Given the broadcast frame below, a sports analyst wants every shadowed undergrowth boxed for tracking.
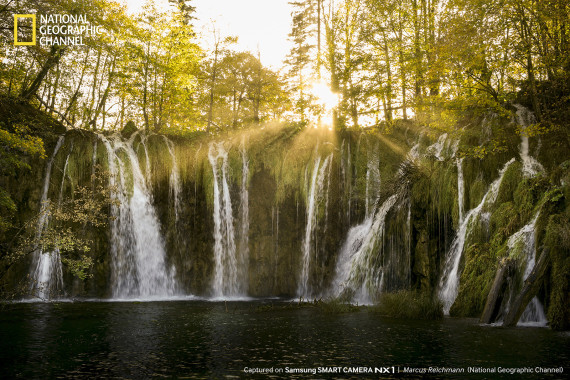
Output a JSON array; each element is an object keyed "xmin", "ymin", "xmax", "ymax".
[{"xmin": 373, "ymin": 291, "xmax": 444, "ymax": 320}]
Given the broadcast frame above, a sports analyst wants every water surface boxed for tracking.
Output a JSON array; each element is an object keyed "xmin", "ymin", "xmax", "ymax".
[{"xmin": 0, "ymin": 300, "xmax": 567, "ymax": 378}]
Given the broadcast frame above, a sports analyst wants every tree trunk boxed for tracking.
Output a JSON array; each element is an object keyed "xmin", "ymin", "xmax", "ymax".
[
  {"xmin": 89, "ymin": 56, "xmax": 116, "ymax": 130},
  {"xmin": 143, "ymin": 43, "xmax": 151, "ymax": 131},
  {"xmin": 398, "ymin": 23, "xmax": 407, "ymax": 120},
  {"xmin": 503, "ymin": 248, "xmax": 550, "ymax": 327},
  {"xmin": 85, "ymin": 48, "xmax": 102, "ymax": 124},
  {"xmin": 63, "ymin": 51, "xmax": 90, "ymax": 121},
  {"xmin": 480, "ymin": 258, "xmax": 514, "ymax": 324},
  {"xmin": 207, "ymin": 44, "xmax": 220, "ymax": 132},
  {"xmin": 21, "ymin": 46, "xmax": 65, "ymax": 100},
  {"xmin": 412, "ymin": 0, "xmax": 422, "ymax": 98},
  {"xmin": 383, "ymin": 30, "xmax": 393, "ymax": 123}
]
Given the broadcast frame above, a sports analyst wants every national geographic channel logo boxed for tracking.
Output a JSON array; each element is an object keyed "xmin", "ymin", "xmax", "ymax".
[
  {"xmin": 14, "ymin": 13, "xmax": 103, "ymax": 46},
  {"xmin": 13, "ymin": 14, "xmax": 36, "ymax": 45}
]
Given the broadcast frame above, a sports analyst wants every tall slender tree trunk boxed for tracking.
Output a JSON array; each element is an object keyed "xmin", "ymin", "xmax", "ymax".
[
  {"xmin": 383, "ymin": 30, "xmax": 393, "ymax": 123},
  {"xmin": 142, "ymin": 42, "xmax": 151, "ymax": 131},
  {"xmin": 21, "ymin": 46, "xmax": 65, "ymax": 100},
  {"xmin": 207, "ymin": 42, "xmax": 220, "ymax": 132},
  {"xmin": 412, "ymin": 0, "xmax": 423, "ymax": 104}
]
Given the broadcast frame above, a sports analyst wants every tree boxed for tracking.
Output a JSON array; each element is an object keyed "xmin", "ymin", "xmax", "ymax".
[{"xmin": 285, "ymin": 0, "xmax": 318, "ymax": 123}]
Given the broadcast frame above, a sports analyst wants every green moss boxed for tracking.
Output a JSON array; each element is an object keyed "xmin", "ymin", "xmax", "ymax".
[
  {"xmin": 450, "ymin": 243, "xmax": 496, "ymax": 317},
  {"xmin": 431, "ymin": 164, "xmax": 457, "ymax": 225},
  {"xmin": 466, "ymin": 213, "xmax": 490, "ymax": 246},
  {"xmin": 116, "ymin": 149, "xmax": 133, "ymax": 197},
  {"xmin": 121, "ymin": 120, "xmax": 138, "ymax": 138},
  {"xmin": 513, "ymin": 176, "xmax": 550, "ymax": 223},
  {"xmin": 469, "ymin": 178, "xmax": 486, "ymax": 210},
  {"xmin": 544, "ymin": 214, "xmax": 570, "ymax": 330},
  {"xmin": 495, "ymin": 161, "xmax": 522, "ymax": 204},
  {"xmin": 490, "ymin": 202, "xmax": 520, "ymax": 240},
  {"xmin": 410, "ymin": 170, "xmax": 430, "ymax": 209}
]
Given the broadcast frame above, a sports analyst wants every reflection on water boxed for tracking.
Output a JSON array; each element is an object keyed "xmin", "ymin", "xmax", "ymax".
[{"xmin": 0, "ymin": 301, "xmax": 567, "ymax": 379}]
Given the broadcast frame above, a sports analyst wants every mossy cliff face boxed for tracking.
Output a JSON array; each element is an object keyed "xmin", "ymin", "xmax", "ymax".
[{"xmin": 1, "ymin": 110, "xmax": 568, "ymax": 328}]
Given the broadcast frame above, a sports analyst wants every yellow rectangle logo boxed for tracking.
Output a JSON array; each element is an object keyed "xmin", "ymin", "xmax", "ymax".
[{"xmin": 14, "ymin": 14, "xmax": 36, "ymax": 45}]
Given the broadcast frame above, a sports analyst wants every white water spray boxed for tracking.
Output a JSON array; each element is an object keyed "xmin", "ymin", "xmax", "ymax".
[
  {"xmin": 298, "ymin": 153, "xmax": 333, "ymax": 297},
  {"xmin": 331, "ymin": 194, "xmax": 399, "ymax": 304},
  {"xmin": 102, "ymin": 133, "xmax": 178, "ymax": 299},
  {"xmin": 428, "ymin": 133, "xmax": 448, "ymax": 161},
  {"xmin": 239, "ymin": 139, "xmax": 250, "ymax": 294},
  {"xmin": 365, "ymin": 148, "xmax": 381, "ymax": 218},
  {"xmin": 163, "ymin": 136, "xmax": 181, "ymax": 223},
  {"xmin": 29, "ymin": 136, "xmax": 65, "ymax": 299},
  {"xmin": 208, "ymin": 142, "xmax": 243, "ymax": 297},
  {"xmin": 506, "ymin": 213, "xmax": 547, "ymax": 326},
  {"xmin": 514, "ymin": 104, "xmax": 544, "ymax": 177},
  {"xmin": 457, "ymin": 158, "xmax": 465, "ymax": 225}
]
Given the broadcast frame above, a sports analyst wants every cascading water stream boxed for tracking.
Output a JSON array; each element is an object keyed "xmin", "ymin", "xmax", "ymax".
[
  {"xmin": 298, "ymin": 153, "xmax": 333, "ymax": 298},
  {"xmin": 365, "ymin": 147, "xmax": 381, "ymax": 218},
  {"xmin": 505, "ymin": 213, "xmax": 547, "ymax": 326},
  {"xmin": 238, "ymin": 139, "xmax": 250, "ymax": 293},
  {"xmin": 439, "ymin": 158, "xmax": 516, "ymax": 314},
  {"xmin": 208, "ymin": 142, "xmax": 243, "ymax": 297},
  {"xmin": 330, "ymin": 194, "xmax": 399, "ymax": 304},
  {"xmin": 340, "ymin": 139, "xmax": 353, "ymax": 224},
  {"xmin": 514, "ymin": 104, "xmax": 544, "ymax": 177},
  {"xmin": 101, "ymin": 133, "xmax": 178, "ymax": 299},
  {"xmin": 457, "ymin": 157, "xmax": 465, "ymax": 225},
  {"xmin": 139, "ymin": 133, "xmax": 152, "ymax": 182},
  {"xmin": 428, "ymin": 133, "xmax": 448, "ymax": 161},
  {"xmin": 29, "ymin": 136, "xmax": 65, "ymax": 299},
  {"xmin": 163, "ymin": 136, "xmax": 182, "ymax": 223}
]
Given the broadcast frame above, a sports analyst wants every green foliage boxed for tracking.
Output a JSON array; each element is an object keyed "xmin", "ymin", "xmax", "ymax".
[
  {"xmin": 10, "ymin": 169, "xmax": 115, "ymax": 281},
  {"xmin": 373, "ymin": 291, "xmax": 443, "ymax": 320},
  {"xmin": 61, "ymin": 256, "xmax": 94, "ymax": 281},
  {"xmin": 0, "ymin": 121, "xmax": 47, "ymax": 233},
  {"xmin": 204, "ymin": 51, "xmax": 287, "ymax": 128},
  {"xmin": 461, "ymin": 138, "xmax": 509, "ymax": 160}
]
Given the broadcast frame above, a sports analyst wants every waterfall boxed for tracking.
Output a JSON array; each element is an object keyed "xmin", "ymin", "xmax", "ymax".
[
  {"xmin": 408, "ymin": 143, "xmax": 420, "ymax": 161},
  {"xmin": 427, "ymin": 133, "xmax": 448, "ymax": 161},
  {"xmin": 138, "ymin": 133, "xmax": 152, "ymax": 181},
  {"xmin": 163, "ymin": 136, "xmax": 181, "ymax": 223},
  {"xmin": 457, "ymin": 158, "xmax": 465, "ymax": 225},
  {"xmin": 365, "ymin": 147, "xmax": 381, "ymax": 218},
  {"xmin": 208, "ymin": 142, "xmax": 242, "ymax": 297},
  {"xmin": 29, "ymin": 136, "xmax": 65, "ymax": 300},
  {"xmin": 330, "ymin": 194, "xmax": 399, "ymax": 304},
  {"xmin": 57, "ymin": 142, "xmax": 72, "ymax": 204},
  {"xmin": 505, "ymin": 213, "xmax": 547, "ymax": 326},
  {"xmin": 101, "ymin": 133, "xmax": 178, "ymax": 299},
  {"xmin": 342, "ymin": 140, "xmax": 352, "ymax": 224},
  {"xmin": 298, "ymin": 153, "xmax": 333, "ymax": 298},
  {"xmin": 238, "ymin": 139, "xmax": 250, "ymax": 294},
  {"xmin": 514, "ymin": 104, "xmax": 544, "ymax": 177},
  {"xmin": 439, "ymin": 158, "xmax": 516, "ymax": 314}
]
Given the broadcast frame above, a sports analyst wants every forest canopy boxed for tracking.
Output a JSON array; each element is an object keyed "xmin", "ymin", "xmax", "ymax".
[{"xmin": 0, "ymin": 0, "xmax": 568, "ymax": 132}]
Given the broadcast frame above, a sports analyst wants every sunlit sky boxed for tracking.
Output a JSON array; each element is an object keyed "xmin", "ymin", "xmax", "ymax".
[{"xmin": 124, "ymin": 0, "xmax": 293, "ymax": 70}]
